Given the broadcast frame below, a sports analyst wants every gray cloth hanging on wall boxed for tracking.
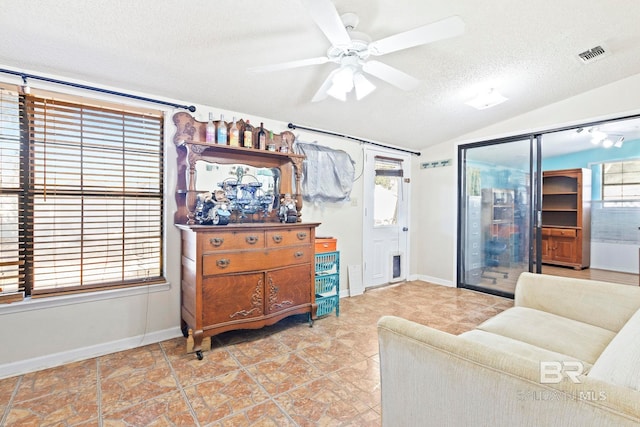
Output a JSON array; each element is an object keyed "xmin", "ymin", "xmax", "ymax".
[{"xmin": 294, "ymin": 141, "xmax": 355, "ymax": 203}]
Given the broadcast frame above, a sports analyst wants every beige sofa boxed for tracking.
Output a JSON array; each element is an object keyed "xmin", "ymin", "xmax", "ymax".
[{"xmin": 378, "ymin": 272, "xmax": 640, "ymax": 426}]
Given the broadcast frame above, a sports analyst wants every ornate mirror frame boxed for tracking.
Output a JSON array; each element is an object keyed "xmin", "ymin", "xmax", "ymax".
[{"xmin": 173, "ymin": 112, "xmax": 304, "ymax": 225}]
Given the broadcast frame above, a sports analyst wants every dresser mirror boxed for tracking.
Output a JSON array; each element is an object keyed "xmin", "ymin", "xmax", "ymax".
[
  {"xmin": 193, "ymin": 160, "xmax": 281, "ymax": 206},
  {"xmin": 190, "ymin": 160, "xmax": 281, "ymax": 224}
]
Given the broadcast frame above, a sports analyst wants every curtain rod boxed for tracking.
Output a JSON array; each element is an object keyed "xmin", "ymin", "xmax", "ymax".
[
  {"xmin": 0, "ymin": 68, "xmax": 196, "ymax": 112},
  {"xmin": 287, "ymin": 122, "xmax": 421, "ymax": 156}
]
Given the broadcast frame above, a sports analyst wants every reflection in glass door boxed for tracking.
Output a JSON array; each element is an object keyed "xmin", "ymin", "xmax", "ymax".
[{"xmin": 458, "ymin": 138, "xmax": 538, "ymax": 296}]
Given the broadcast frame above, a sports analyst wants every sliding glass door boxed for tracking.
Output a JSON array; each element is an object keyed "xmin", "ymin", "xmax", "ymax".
[{"xmin": 458, "ymin": 137, "xmax": 540, "ymax": 297}]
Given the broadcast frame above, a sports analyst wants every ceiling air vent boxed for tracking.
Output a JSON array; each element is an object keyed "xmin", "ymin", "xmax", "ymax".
[{"xmin": 577, "ymin": 45, "xmax": 608, "ymax": 64}]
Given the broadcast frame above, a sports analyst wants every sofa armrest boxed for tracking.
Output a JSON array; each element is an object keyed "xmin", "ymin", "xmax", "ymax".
[
  {"xmin": 377, "ymin": 315, "xmax": 640, "ymax": 427},
  {"xmin": 514, "ymin": 272, "xmax": 640, "ymax": 332}
]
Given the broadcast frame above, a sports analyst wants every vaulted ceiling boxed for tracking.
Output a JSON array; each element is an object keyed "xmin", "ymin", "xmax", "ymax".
[{"xmin": 1, "ymin": 0, "xmax": 640, "ymax": 151}]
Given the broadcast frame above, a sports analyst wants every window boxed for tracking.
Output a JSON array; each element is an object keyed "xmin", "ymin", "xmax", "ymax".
[
  {"xmin": 374, "ymin": 157, "xmax": 403, "ymax": 226},
  {"xmin": 0, "ymin": 89, "xmax": 165, "ymax": 297},
  {"xmin": 602, "ymin": 159, "xmax": 640, "ymax": 206}
]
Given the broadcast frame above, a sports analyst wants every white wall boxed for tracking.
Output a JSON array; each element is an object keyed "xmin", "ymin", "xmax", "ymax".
[{"xmin": 411, "ymin": 72, "xmax": 640, "ymax": 286}]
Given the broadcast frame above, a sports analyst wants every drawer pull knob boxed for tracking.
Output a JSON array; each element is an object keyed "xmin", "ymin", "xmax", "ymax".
[
  {"xmin": 216, "ymin": 258, "xmax": 230, "ymax": 268},
  {"xmin": 246, "ymin": 235, "xmax": 259, "ymax": 245},
  {"xmin": 296, "ymin": 232, "xmax": 307, "ymax": 240},
  {"xmin": 209, "ymin": 237, "xmax": 224, "ymax": 247},
  {"xmin": 294, "ymin": 251, "xmax": 304, "ymax": 258},
  {"xmin": 272, "ymin": 235, "xmax": 283, "ymax": 243}
]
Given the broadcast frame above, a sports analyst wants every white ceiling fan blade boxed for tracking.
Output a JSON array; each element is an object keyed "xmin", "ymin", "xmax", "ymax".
[
  {"xmin": 362, "ymin": 60, "xmax": 421, "ymax": 91},
  {"xmin": 311, "ymin": 68, "xmax": 340, "ymax": 102},
  {"xmin": 248, "ymin": 56, "xmax": 330, "ymax": 73},
  {"xmin": 368, "ymin": 15, "xmax": 465, "ymax": 56},
  {"xmin": 301, "ymin": 0, "xmax": 351, "ymax": 48}
]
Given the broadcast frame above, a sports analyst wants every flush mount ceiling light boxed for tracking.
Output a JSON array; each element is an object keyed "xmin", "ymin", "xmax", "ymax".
[{"xmin": 465, "ymin": 88, "xmax": 508, "ymax": 110}]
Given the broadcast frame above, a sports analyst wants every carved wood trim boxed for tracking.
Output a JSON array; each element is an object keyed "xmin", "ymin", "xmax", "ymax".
[
  {"xmin": 267, "ymin": 275, "xmax": 293, "ymax": 312},
  {"xmin": 173, "ymin": 112, "xmax": 306, "ymax": 224},
  {"xmin": 229, "ymin": 278, "xmax": 264, "ymax": 319}
]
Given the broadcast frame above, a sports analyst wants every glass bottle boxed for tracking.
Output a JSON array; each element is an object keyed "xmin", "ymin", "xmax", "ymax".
[
  {"xmin": 205, "ymin": 112, "xmax": 215, "ymax": 143},
  {"xmin": 267, "ymin": 131, "xmax": 276, "ymax": 151},
  {"xmin": 243, "ymin": 120, "xmax": 253, "ymax": 148},
  {"xmin": 229, "ymin": 117, "xmax": 240, "ymax": 147},
  {"xmin": 258, "ymin": 122, "xmax": 266, "ymax": 150},
  {"xmin": 216, "ymin": 114, "xmax": 227, "ymax": 145}
]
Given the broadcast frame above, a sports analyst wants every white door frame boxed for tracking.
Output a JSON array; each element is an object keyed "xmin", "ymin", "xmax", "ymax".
[{"xmin": 358, "ymin": 146, "xmax": 411, "ymax": 295}]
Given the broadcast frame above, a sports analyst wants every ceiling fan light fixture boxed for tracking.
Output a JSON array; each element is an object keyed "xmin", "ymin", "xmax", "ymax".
[
  {"xmin": 353, "ymin": 72, "xmax": 376, "ymax": 100},
  {"xmin": 327, "ymin": 81, "xmax": 348, "ymax": 101},
  {"xmin": 333, "ymin": 66, "xmax": 355, "ymax": 90},
  {"xmin": 465, "ymin": 89, "xmax": 508, "ymax": 110}
]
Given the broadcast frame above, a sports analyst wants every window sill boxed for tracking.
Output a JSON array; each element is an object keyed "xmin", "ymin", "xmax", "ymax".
[{"xmin": 0, "ymin": 281, "xmax": 171, "ymax": 315}]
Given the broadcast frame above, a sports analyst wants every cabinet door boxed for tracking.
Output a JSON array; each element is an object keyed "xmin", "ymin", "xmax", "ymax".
[
  {"xmin": 541, "ymin": 235, "xmax": 551, "ymax": 261},
  {"xmin": 265, "ymin": 264, "xmax": 311, "ymax": 315},
  {"xmin": 553, "ymin": 236, "xmax": 577, "ymax": 264},
  {"xmin": 202, "ymin": 273, "xmax": 264, "ymax": 326}
]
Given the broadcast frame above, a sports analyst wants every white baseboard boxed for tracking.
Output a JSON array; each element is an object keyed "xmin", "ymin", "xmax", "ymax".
[
  {"xmin": 409, "ymin": 274, "xmax": 455, "ymax": 287},
  {"xmin": 0, "ymin": 327, "xmax": 182, "ymax": 380}
]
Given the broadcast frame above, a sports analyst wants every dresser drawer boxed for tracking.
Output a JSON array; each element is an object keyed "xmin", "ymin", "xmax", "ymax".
[
  {"xmin": 201, "ymin": 230, "xmax": 264, "ymax": 252},
  {"xmin": 202, "ymin": 246, "xmax": 313, "ymax": 276},
  {"xmin": 550, "ymin": 228, "xmax": 576, "ymax": 238},
  {"xmin": 266, "ymin": 228, "xmax": 311, "ymax": 248}
]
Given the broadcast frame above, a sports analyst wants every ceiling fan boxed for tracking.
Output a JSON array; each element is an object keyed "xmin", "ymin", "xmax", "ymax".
[{"xmin": 248, "ymin": 0, "xmax": 465, "ymax": 102}]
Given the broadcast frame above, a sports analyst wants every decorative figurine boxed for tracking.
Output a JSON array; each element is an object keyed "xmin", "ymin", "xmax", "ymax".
[
  {"xmin": 279, "ymin": 193, "xmax": 298, "ymax": 223},
  {"xmin": 194, "ymin": 191, "xmax": 231, "ymax": 225}
]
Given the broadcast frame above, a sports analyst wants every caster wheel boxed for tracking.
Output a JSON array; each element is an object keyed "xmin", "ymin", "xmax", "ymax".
[{"xmin": 196, "ymin": 350, "xmax": 203, "ymax": 360}]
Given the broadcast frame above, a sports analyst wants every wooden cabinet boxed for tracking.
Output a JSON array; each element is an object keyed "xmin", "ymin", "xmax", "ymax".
[
  {"xmin": 541, "ymin": 168, "xmax": 591, "ymax": 269},
  {"xmin": 172, "ymin": 112, "xmax": 320, "ymax": 358},
  {"xmin": 178, "ymin": 222, "xmax": 319, "ymax": 358}
]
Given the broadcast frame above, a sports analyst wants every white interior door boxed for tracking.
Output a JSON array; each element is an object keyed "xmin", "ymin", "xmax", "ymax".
[{"xmin": 361, "ymin": 147, "xmax": 411, "ymax": 293}]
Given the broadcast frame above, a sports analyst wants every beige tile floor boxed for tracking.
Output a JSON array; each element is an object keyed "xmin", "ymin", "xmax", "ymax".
[{"xmin": 0, "ymin": 281, "xmax": 513, "ymax": 426}]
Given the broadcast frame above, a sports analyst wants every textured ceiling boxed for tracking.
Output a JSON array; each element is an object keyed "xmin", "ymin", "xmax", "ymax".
[{"xmin": 1, "ymin": 0, "xmax": 640, "ymax": 151}]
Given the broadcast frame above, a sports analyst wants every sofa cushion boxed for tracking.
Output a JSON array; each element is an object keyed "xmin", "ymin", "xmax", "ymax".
[
  {"xmin": 460, "ymin": 329, "xmax": 593, "ymax": 371},
  {"xmin": 514, "ymin": 272, "xmax": 640, "ymax": 332},
  {"xmin": 476, "ymin": 306, "xmax": 616, "ymax": 364},
  {"xmin": 589, "ymin": 308, "xmax": 640, "ymax": 391}
]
